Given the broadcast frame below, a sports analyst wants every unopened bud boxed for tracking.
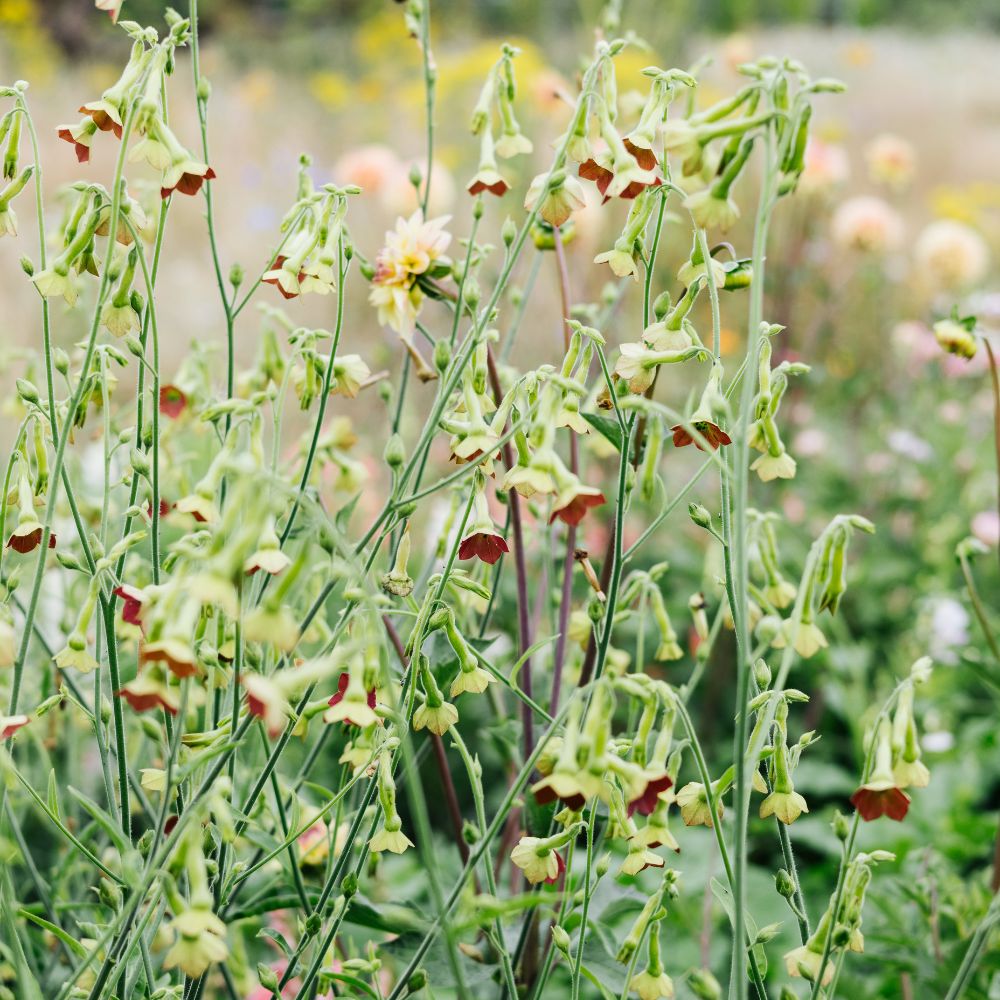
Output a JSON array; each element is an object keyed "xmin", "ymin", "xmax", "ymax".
[
  {"xmin": 384, "ymin": 433, "xmax": 406, "ymax": 469},
  {"xmin": 229, "ymin": 262, "xmax": 245, "ymax": 289},
  {"xmin": 688, "ymin": 502, "xmax": 712, "ymax": 530},
  {"xmin": 19, "ymin": 255, "xmax": 34, "ymax": 276},
  {"xmin": 501, "ymin": 216, "xmax": 517, "ymax": 247},
  {"xmin": 753, "ymin": 658, "xmax": 771, "ymax": 689},
  {"xmin": 53, "ymin": 348, "xmax": 70, "ymax": 375},
  {"xmin": 256, "ymin": 964, "xmax": 279, "ymax": 991},
  {"xmin": 407, "ymin": 970, "xmax": 428, "ymax": 992},
  {"xmin": 196, "ymin": 76, "xmax": 212, "ymax": 102},
  {"xmin": 832, "ymin": 810, "xmax": 850, "ymax": 842},
  {"xmin": 551, "ymin": 924, "xmax": 571, "ymax": 953},
  {"xmin": 688, "ymin": 969, "xmax": 722, "ymax": 1000},
  {"xmin": 433, "ymin": 339, "xmax": 451, "ymax": 373},
  {"xmin": 775, "ymin": 869, "xmax": 795, "ymax": 899},
  {"xmin": 15, "ymin": 378, "xmax": 39, "ymax": 405}
]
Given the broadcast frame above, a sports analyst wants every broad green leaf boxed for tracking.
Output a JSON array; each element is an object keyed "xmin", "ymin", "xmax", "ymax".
[{"xmin": 583, "ymin": 412, "xmax": 624, "ymax": 453}]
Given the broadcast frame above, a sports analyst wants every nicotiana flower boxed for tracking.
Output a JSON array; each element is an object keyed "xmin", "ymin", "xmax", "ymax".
[
  {"xmin": 850, "ymin": 720, "xmax": 911, "ymax": 822},
  {"xmin": 510, "ymin": 835, "xmax": 567, "ymax": 885},
  {"xmin": 369, "ymin": 820, "xmax": 415, "ymax": 855},
  {"xmin": 244, "ymin": 518, "xmax": 291, "ymax": 576},
  {"xmin": 116, "ymin": 671, "xmax": 179, "ymax": 715},
  {"xmin": 243, "ymin": 673, "xmax": 291, "ymax": 738},
  {"xmin": 0, "ymin": 166, "xmax": 32, "ymax": 238},
  {"xmin": 6, "ymin": 476, "xmax": 56, "ymax": 554},
  {"xmin": 676, "ymin": 779, "xmax": 726, "ymax": 828},
  {"xmin": 56, "ymin": 117, "xmax": 99, "ymax": 163},
  {"xmin": 459, "ymin": 488, "xmax": 509, "ymax": 565},
  {"xmin": 325, "ymin": 668, "xmax": 378, "ymax": 728},
  {"xmin": 466, "ymin": 129, "xmax": 509, "ymax": 197},
  {"xmin": 95, "ymin": 0, "xmax": 126, "ymax": 22},
  {"xmin": 1, "ymin": 715, "xmax": 30, "ymax": 740},
  {"xmin": 524, "ymin": 170, "xmax": 586, "ymax": 228},
  {"xmin": 163, "ymin": 908, "xmax": 229, "ymax": 979}
]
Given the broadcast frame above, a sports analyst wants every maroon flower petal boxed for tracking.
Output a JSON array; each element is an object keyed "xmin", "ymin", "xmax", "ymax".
[
  {"xmin": 159, "ymin": 384, "xmax": 187, "ymax": 419},
  {"xmin": 850, "ymin": 785, "xmax": 911, "ymax": 822},
  {"xmin": 458, "ymin": 531, "xmax": 509, "ymax": 566},
  {"xmin": 549, "ymin": 492, "xmax": 606, "ymax": 527}
]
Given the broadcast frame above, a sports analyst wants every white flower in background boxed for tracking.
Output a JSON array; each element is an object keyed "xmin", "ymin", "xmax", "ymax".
[
  {"xmin": 864, "ymin": 133, "xmax": 916, "ymax": 189},
  {"xmin": 918, "ymin": 596, "xmax": 970, "ymax": 666},
  {"xmin": 922, "ymin": 730, "xmax": 955, "ymax": 754},
  {"xmin": 886, "ymin": 429, "xmax": 932, "ymax": 463},
  {"xmin": 914, "ymin": 220, "xmax": 989, "ymax": 291},
  {"xmin": 831, "ymin": 196, "xmax": 903, "ymax": 253}
]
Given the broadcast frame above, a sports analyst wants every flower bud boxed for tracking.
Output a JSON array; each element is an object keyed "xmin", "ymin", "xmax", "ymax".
[
  {"xmin": 341, "ymin": 872, "xmax": 359, "ymax": 897},
  {"xmin": 228, "ymin": 262, "xmax": 245, "ymax": 289},
  {"xmin": 257, "ymin": 964, "xmax": 280, "ymax": 991},
  {"xmin": 688, "ymin": 502, "xmax": 712, "ymax": 530},
  {"xmin": 753, "ymin": 658, "xmax": 771, "ymax": 689},
  {"xmin": 384, "ymin": 433, "xmax": 406, "ymax": 469},
  {"xmin": 433, "ymin": 339, "xmax": 451, "ymax": 373},
  {"xmin": 551, "ymin": 924, "xmax": 571, "ymax": 954},
  {"xmin": 15, "ymin": 378, "xmax": 39, "ymax": 405},
  {"xmin": 196, "ymin": 76, "xmax": 212, "ymax": 103},
  {"xmin": 501, "ymin": 216, "xmax": 517, "ymax": 246},
  {"xmin": 688, "ymin": 969, "xmax": 722, "ymax": 1000},
  {"xmin": 775, "ymin": 868, "xmax": 795, "ymax": 899},
  {"xmin": 19, "ymin": 255, "xmax": 33, "ymax": 276},
  {"xmin": 831, "ymin": 810, "xmax": 850, "ymax": 841},
  {"xmin": 407, "ymin": 970, "xmax": 429, "ymax": 992},
  {"xmin": 304, "ymin": 912, "xmax": 322, "ymax": 937}
]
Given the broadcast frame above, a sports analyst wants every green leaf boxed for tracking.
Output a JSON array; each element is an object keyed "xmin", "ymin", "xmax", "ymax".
[
  {"xmin": 583, "ymin": 413, "xmax": 624, "ymax": 453},
  {"xmin": 47, "ymin": 769, "xmax": 60, "ymax": 821},
  {"xmin": 18, "ymin": 909, "xmax": 89, "ymax": 959},
  {"xmin": 257, "ymin": 926, "xmax": 293, "ymax": 958},
  {"xmin": 67, "ymin": 786, "xmax": 130, "ymax": 856}
]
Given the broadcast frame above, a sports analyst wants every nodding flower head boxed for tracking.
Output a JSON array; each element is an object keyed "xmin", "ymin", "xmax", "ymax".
[
  {"xmin": 56, "ymin": 118, "xmax": 98, "ymax": 163},
  {"xmin": 511, "ymin": 836, "xmax": 567, "ymax": 885},
  {"xmin": 1, "ymin": 715, "xmax": 30, "ymax": 741},
  {"xmin": 850, "ymin": 720, "xmax": 911, "ymax": 822}
]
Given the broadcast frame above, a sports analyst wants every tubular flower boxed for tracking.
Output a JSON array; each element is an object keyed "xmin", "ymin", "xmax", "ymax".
[
  {"xmin": 6, "ymin": 475, "xmax": 56, "ymax": 554},
  {"xmin": 524, "ymin": 170, "xmax": 586, "ymax": 228},
  {"xmin": 850, "ymin": 720, "xmax": 911, "ymax": 822},
  {"xmin": 163, "ymin": 908, "xmax": 229, "ymax": 979},
  {"xmin": 325, "ymin": 666, "xmax": 378, "ymax": 728},
  {"xmin": 459, "ymin": 488, "xmax": 508, "ymax": 565}
]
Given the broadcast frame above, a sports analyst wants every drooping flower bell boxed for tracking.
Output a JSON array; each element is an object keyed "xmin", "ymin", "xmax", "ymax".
[
  {"xmin": 850, "ymin": 718, "xmax": 910, "ymax": 822},
  {"xmin": 671, "ymin": 363, "xmax": 732, "ymax": 451},
  {"xmin": 369, "ymin": 749, "xmax": 414, "ymax": 854},
  {"xmin": 459, "ymin": 483, "xmax": 509, "ymax": 566},
  {"xmin": 759, "ymin": 700, "xmax": 809, "ymax": 824}
]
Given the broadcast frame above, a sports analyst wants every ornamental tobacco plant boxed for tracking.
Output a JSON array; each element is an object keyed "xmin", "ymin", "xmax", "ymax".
[{"xmin": 0, "ymin": 2, "xmax": 988, "ymax": 999}]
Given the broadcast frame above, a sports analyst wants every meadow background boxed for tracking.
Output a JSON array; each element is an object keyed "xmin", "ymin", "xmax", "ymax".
[{"xmin": 2, "ymin": 0, "xmax": 1000, "ymax": 995}]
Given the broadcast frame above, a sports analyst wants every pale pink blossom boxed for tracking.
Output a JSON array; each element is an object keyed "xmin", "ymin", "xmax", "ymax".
[{"xmin": 831, "ymin": 196, "xmax": 903, "ymax": 253}]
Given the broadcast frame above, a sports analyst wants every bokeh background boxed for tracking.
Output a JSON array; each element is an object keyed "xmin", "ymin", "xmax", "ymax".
[{"xmin": 2, "ymin": 1, "xmax": 1000, "ymax": 995}]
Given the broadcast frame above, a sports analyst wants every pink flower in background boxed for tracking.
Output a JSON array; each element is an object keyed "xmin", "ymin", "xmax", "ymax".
[
  {"xmin": 865, "ymin": 133, "xmax": 916, "ymax": 190},
  {"xmin": 333, "ymin": 144, "xmax": 400, "ymax": 194},
  {"xmin": 799, "ymin": 138, "xmax": 850, "ymax": 196},
  {"xmin": 831, "ymin": 196, "xmax": 903, "ymax": 253},
  {"xmin": 972, "ymin": 510, "xmax": 1000, "ymax": 547}
]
